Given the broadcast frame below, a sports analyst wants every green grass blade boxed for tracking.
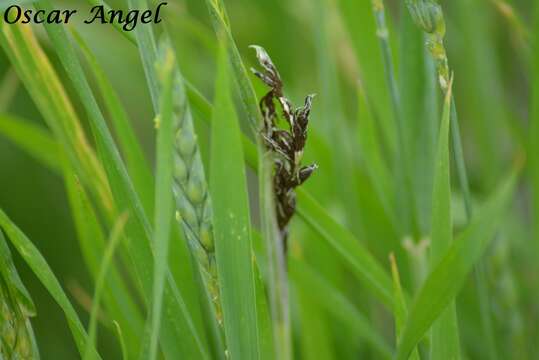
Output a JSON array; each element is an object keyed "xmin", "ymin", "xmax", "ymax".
[
  {"xmin": 126, "ymin": 0, "xmax": 159, "ymax": 109},
  {"xmin": 389, "ymin": 254, "xmax": 419, "ymax": 360},
  {"xmin": 84, "ymin": 214, "xmax": 128, "ymax": 360},
  {"xmin": 395, "ymin": 168, "xmax": 519, "ymax": 360},
  {"xmin": 210, "ymin": 41, "xmax": 260, "ymax": 360},
  {"xmin": 0, "ymin": 114, "xmax": 62, "ymax": 173},
  {"xmin": 71, "ymin": 29, "xmax": 154, "ymax": 215},
  {"xmin": 429, "ymin": 83, "xmax": 460, "ymax": 360},
  {"xmin": 35, "ymin": 2, "xmax": 208, "ymax": 357},
  {"xmin": 205, "ymin": 0, "xmax": 260, "ymax": 130},
  {"xmin": 113, "ymin": 321, "xmax": 129, "ymax": 360},
  {"xmin": 0, "ymin": 208, "xmax": 101, "ymax": 359},
  {"xmin": 64, "ymin": 172, "xmax": 143, "ymax": 358},
  {"xmin": 290, "ymin": 258, "xmax": 392, "ymax": 359},
  {"xmin": 148, "ymin": 45, "xmax": 177, "ymax": 360}
]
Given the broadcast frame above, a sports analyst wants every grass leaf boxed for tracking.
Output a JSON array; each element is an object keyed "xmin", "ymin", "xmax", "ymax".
[
  {"xmin": 71, "ymin": 29, "xmax": 154, "ymax": 215},
  {"xmin": 84, "ymin": 213, "xmax": 129, "ymax": 360},
  {"xmin": 210, "ymin": 41, "xmax": 261, "ymax": 360},
  {"xmin": 148, "ymin": 44, "xmax": 177, "ymax": 360},
  {"xmin": 429, "ymin": 82, "xmax": 460, "ymax": 359},
  {"xmin": 64, "ymin": 171, "xmax": 143, "ymax": 358},
  {"xmin": 389, "ymin": 254, "xmax": 419, "ymax": 360}
]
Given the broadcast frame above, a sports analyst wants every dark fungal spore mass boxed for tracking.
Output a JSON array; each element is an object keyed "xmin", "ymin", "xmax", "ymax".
[{"xmin": 3, "ymin": 2, "xmax": 168, "ymax": 31}]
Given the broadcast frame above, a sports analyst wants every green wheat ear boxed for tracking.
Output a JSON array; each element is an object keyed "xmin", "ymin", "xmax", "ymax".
[
  {"xmin": 0, "ymin": 232, "xmax": 39, "ymax": 359},
  {"xmin": 155, "ymin": 40, "xmax": 223, "ymax": 327}
]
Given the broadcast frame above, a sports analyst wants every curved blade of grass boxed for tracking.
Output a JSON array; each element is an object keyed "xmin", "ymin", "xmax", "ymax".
[
  {"xmin": 147, "ymin": 45, "xmax": 177, "ymax": 360},
  {"xmin": 64, "ymin": 172, "xmax": 143, "ymax": 358},
  {"xmin": 35, "ymin": 2, "xmax": 208, "ymax": 357},
  {"xmin": 205, "ymin": 0, "xmax": 259, "ymax": 130},
  {"xmin": 0, "ymin": 113, "xmax": 62, "ymax": 173},
  {"xmin": 0, "ymin": 208, "xmax": 101, "ymax": 359},
  {"xmin": 126, "ymin": 0, "xmax": 159, "ymax": 110},
  {"xmin": 289, "ymin": 258, "xmax": 392, "ymax": 359},
  {"xmin": 210, "ymin": 41, "xmax": 260, "ymax": 360},
  {"xmin": 71, "ymin": 29, "xmax": 154, "ymax": 215},
  {"xmin": 113, "ymin": 321, "xmax": 128, "ymax": 360},
  {"xmin": 84, "ymin": 213, "xmax": 129, "ymax": 360},
  {"xmin": 429, "ymin": 83, "xmax": 460, "ymax": 360},
  {"xmin": 395, "ymin": 168, "xmax": 519, "ymax": 360}
]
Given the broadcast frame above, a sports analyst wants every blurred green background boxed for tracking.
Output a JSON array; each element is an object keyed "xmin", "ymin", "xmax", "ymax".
[{"xmin": 0, "ymin": 0, "xmax": 536, "ymax": 358}]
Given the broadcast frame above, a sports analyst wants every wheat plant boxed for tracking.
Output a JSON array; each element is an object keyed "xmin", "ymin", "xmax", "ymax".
[{"xmin": 0, "ymin": 0, "xmax": 536, "ymax": 359}]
